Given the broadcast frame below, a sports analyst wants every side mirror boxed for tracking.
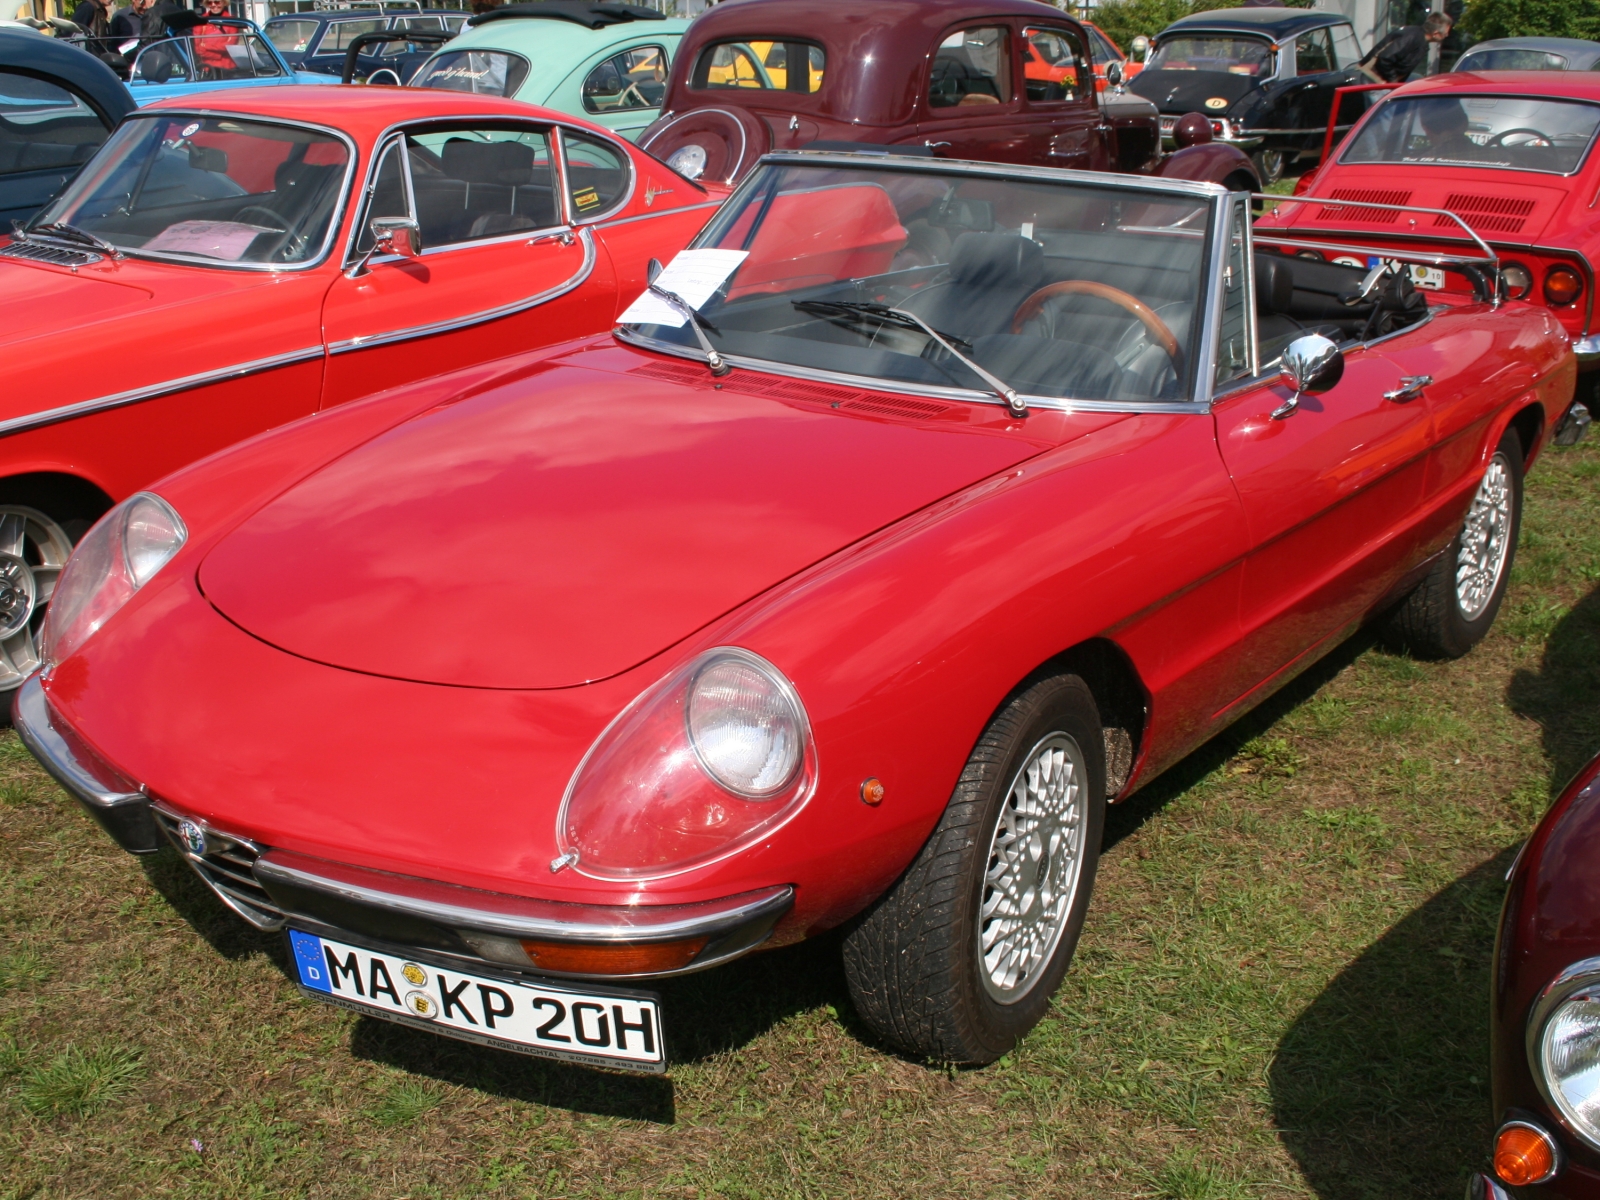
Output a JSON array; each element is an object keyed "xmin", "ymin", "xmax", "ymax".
[
  {"xmin": 647, "ymin": 257, "xmax": 663, "ymax": 284},
  {"xmin": 1272, "ymin": 333, "xmax": 1343, "ymax": 419},
  {"xmin": 371, "ymin": 216, "xmax": 420, "ymax": 259},
  {"xmin": 1131, "ymin": 35, "xmax": 1149, "ymax": 62},
  {"xmin": 1105, "ymin": 60, "xmax": 1124, "ymax": 89}
]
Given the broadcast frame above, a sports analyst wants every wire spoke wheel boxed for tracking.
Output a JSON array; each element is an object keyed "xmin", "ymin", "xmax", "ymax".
[
  {"xmin": 978, "ymin": 731, "xmax": 1088, "ymax": 1003},
  {"xmin": 0, "ymin": 506, "xmax": 74, "ymax": 693},
  {"xmin": 1455, "ymin": 452, "xmax": 1513, "ymax": 621}
]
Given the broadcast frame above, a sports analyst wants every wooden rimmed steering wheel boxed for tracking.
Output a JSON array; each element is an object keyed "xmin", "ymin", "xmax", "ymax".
[{"xmin": 1011, "ymin": 281, "xmax": 1183, "ymax": 375}]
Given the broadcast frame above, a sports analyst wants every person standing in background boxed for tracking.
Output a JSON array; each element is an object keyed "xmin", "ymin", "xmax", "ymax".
[{"xmin": 1359, "ymin": 12, "xmax": 1453, "ymax": 82}]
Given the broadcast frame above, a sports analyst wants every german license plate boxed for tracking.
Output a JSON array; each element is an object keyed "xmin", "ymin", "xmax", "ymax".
[
  {"xmin": 1373, "ymin": 257, "xmax": 1445, "ymax": 290},
  {"xmin": 288, "ymin": 929, "xmax": 665, "ymax": 1074}
]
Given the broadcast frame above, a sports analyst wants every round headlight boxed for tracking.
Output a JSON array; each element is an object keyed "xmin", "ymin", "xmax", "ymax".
[
  {"xmin": 1540, "ymin": 986, "xmax": 1600, "ymax": 1145},
  {"xmin": 1502, "ymin": 262, "xmax": 1534, "ymax": 301},
  {"xmin": 687, "ymin": 654, "xmax": 804, "ymax": 798},
  {"xmin": 666, "ymin": 143, "xmax": 707, "ymax": 181}
]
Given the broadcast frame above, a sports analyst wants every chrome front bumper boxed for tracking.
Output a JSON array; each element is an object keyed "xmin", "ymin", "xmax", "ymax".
[{"xmin": 1466, "ymin": 1172, "xmax": 1511, "ymax": 1200}]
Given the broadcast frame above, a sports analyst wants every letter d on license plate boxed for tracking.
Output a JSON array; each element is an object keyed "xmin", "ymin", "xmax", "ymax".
[{"xmin": 289, "ymin": 929, "xmax": 665, "ymax": 1073}]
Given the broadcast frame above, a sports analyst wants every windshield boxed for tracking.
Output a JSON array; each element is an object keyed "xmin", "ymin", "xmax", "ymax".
[
  {"xmin": 130, "ymin": 32, "xmax": 287, "ymax": 83},
  {"xmin": 1342, "ymin": 94, "xmax": 1600, "ymax": 175},
  {"xmin": 412, "ymin": 49, "xmax": 531, "ymax": 96},
  {"xmin": 623, "ymin": 163, "xmax": 1213, "ymax": 404},
  {"xmin": 1456, "ymin": 48, "xmax": 1568, "ymax": 71},
  {"xmin": 33, "ymin": 115, "xmax": 350, "ymax": 266},
  {"xmin": 1147, "ymin": 34, "xmax": 1274, "ymax": 75},
  {"xmin": 264, "ymin": 18, "xmax": 318, "ymax": 53}
]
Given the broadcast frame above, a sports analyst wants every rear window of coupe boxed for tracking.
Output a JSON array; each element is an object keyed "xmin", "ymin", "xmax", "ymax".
[
  {"xmin": 691, "ymin": 40, "xmax": 824, "ymax": 93},
  {"xmin": 412, "ymin": 50, "xmax": 532, "ymax": 97},
  {"xmin": 1343, "ymin": 94, "xmax": 1600, "ymax": 175}
]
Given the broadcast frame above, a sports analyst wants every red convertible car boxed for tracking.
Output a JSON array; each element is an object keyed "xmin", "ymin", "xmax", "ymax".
[
  {"xmin": 0, "ymin": 86, "xmax": 717, "ymax": 701},
  {"xmin": 1263, "ymin": 71, "xmax": 1600, "ymax": 379},
  {"xmin": 17, "ymin": 155, "xmax": 1573, "ymax": 1072}
]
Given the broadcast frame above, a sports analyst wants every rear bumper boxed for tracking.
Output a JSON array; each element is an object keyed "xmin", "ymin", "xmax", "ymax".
[{"xmin": 1573, "ymin": 334, "xmax": 1600, "ymax": 363}]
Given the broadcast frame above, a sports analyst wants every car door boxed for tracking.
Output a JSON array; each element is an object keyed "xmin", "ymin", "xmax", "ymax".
[
  {"xmin": 1018, "ymin": 24, "xmax": 1109, "ymax": 171},
  {"xmin": 319, "ymin": 122, "xmax": 619, "ymax": 408},
  {"xmin": 1288, "ymin": 26, "xmax": 1355, "ymax": 159},
  {"xmin": 1208, "ymin": 203, "xmax": 1431, "ymax": 707},
  {"xmin": 916, "ymin": 24, "xmax": 1029, "ymax": 164}
]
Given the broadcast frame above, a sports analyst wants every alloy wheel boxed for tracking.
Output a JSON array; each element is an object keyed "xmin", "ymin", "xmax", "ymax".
[
  {"xmin": 0, "ymin": 507, "xmax": 74, "ymax": 692},
  {"xmin": 1456, "ymin": 452, "xmax": 1513, "ymax": 621}
]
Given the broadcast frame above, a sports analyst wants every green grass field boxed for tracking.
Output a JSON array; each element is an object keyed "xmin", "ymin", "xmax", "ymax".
[{"xmin": 3, "ymin": 433, "xmax": 1598, "ymax": 1200}]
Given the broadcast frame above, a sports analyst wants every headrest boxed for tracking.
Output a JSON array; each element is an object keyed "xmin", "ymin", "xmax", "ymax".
[
  {"xmin": 1255, "ymin": 252, "xmax": 1294, "ymax": 315},
  {"xmin": 442, "ymin": 138, "xmax": 533, "ymax": 184},
  {"xmin": 948, "ymin": 232, "xmax": 1043, "ymax": 291}
]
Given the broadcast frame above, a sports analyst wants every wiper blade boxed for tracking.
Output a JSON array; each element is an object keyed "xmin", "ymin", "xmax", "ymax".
[
  {"xmin": 793, "ymin": 299, "xmax": 1027, "ymax": 417},
  {"xmin": 647, "ymin": 283, "xmax": 730, "ymax": 377},
  {"xmin": 26, "ymin": 221, "xmax": 121, "ymax": 259}
]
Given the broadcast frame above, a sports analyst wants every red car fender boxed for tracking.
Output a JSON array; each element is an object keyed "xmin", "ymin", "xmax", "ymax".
[{"xmin": 1155, "ymin": 142, "xmax": 1259, "ymax": 191}]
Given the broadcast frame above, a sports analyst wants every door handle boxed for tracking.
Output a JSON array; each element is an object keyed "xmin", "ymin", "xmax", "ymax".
[
  {"xmin": 924, "ymin": 140, "xmax": 951, "ymax": 149},
  {"xmin": 1383, "ymin": 374, "xmax": 1432, "ymax": 402},
  {"xmin": 528, "ymin": 228, "xmax": 576, "ymax": 247}
]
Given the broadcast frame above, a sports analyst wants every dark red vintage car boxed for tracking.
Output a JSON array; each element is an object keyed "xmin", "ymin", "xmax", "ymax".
[
  {"xmin": 1471, "ymin": 751, "xmax": 1600, "ymax": 1199},
  {"xmin": 17, "ymin": 155, "xmax": 1572, "ymax": 1073},
  {"xmin": 637, "ymin": 0, "xmax": 1257, "ymax": 192},
  {"xmin": 0, "ymin": 86, "xmax": 718, "ymax": 702},
  {"xmin": 1264, "ymin": 71, "xmax": 1600, "ymax": 382}
]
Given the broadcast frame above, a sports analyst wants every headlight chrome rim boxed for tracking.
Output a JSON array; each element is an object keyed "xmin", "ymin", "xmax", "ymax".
[
  {"xmin": 1527, "ymin": 954, "xmax": 1600, "ymax": 1153},
  {"xmin": 685, "ymin": 648, "xmax": 807, "ymax": 800}
]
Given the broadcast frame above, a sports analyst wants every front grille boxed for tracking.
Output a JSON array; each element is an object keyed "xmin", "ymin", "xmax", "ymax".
[
  {"xmin": 1435, "ymin": 193, "xmax": 1534, "ymax": 235},
  {"xmin": 0, "ymin": 239, "xmax": 101, "ymax": 267},
  {"xmin": 1317, "ymin": 188, "xmax": 1412, "ymax": 224},
  {"xmin": 152, "ymin": 806, "xmax": 284, "ymax": 930}
]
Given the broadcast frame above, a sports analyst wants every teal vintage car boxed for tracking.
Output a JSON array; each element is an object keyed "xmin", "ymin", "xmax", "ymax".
[{"xmin": 410, "ymin": 1, "xmax": 689, "ymax": 141}]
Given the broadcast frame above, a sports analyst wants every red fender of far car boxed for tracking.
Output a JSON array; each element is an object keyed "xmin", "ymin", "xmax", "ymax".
[
  {"xmin": 1078, "ymin": 21, "xmax": 1145, "ymax": 93},
  {"xmin": 1472, "ymin": 751, "xmax": 1600, "ymax": 1198},
  {"xmin": 0, "ymin": 86, "xmax": 720, "ymax": 698},
  {"xmin": 636, "ymin": 0, "xmax": 1254, "ymax": 192},
  {"xmin": 18, "ymin": 156, "xmax": 1574, "ymax": 1073},
  {"xmin": 1264, "ymin": 71, "xmax": 1600, "ymax": 368}
]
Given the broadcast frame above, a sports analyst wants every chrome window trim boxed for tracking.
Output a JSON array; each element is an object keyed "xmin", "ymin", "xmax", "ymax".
[
  {"xmin": 1190, "ymin": 188, "xmax": 1228, "ymax": 408},
  {"xmin": 0, "ymin": 345, "xmax": 325, "ymax": 441},
  {"xmin": 328, "ymin": 224, "xmax": 596, "ymax": 355},
  {"xmin": 562, "ymin": 123, "xmax": 638, "ymax": 224},
  {"xmin": 596, "ymin": 199, "xmax": 720, "ymax": 229},
  {"xmin": 1527, "ymin": 954, "xmax": 1600, "ymax": 1152},
  {"xmin": 759, "ymin": 151, "xmax": 1230, "ymax": 200},
  {"xmin": 67, "ymin": 109, "xmax": 359, "ymax": 273}
]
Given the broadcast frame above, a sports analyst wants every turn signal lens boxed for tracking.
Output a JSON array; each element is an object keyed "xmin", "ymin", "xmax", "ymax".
[
  {"xmin": 519, "ymin": 938, "xmax": 708, "ymax": 976},
  {"xmin": 1502, "ymin": 262, "xmax": 1533, "ymax": 301},
  {"xmin": 1545, "ymin": 265, "xmax": 1584, "ymax": 307},
  {"xmin": 1494, "ymin": 1122, "xmax": 1559, "ymax": 1186}
]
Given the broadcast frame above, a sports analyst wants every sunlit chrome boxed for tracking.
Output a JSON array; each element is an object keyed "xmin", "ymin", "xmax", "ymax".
[
  {"xmin": 1273, "ymin": 333, "xmax": 1343, "ymax": 420},
  {"xmin": 1456, "ymin": 452, "xmax": 1513, "ymax": 620}
]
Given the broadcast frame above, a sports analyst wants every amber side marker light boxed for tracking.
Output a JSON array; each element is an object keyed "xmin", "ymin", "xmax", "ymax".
[
  {"xmin": 520, "ymin": 938, "xmax": 708, "ymax": 976},
  {"xmin": 1545, "ymin": 265, "xmax": 1584, "ymax": 307},
  {"xmin": 1494, "ymin": 1121, "xmax": 1560, "ymax": 1187}
]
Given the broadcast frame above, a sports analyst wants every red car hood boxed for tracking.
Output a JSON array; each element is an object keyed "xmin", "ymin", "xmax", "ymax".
[
  {"xmin": 199, "ymin": 347, "xmax": 1046, "ymax": 689},
  {"xmin": 1280, "ymin": 167, "xmax": 1572, "ymax": 243}
]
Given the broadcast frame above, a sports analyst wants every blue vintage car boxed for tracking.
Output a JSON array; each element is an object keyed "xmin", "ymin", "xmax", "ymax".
[
  {"xmin": 126, "ymin": 15, "xmax": 339, "ymax": 104},
  {"xmin": 263, "ymin": 6, "xmax": 468, "ymax": 84},
  {"xmin": 411, "ymin": 1, "xmax": 690, "ymax": 141}
]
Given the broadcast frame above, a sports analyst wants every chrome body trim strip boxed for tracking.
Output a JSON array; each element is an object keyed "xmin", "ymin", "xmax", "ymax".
[
  {"xmin": 254, "ymin": 847, "xmax": 794, "ymax": 943},
  {"xmin": 0, "ymin": 345, "xmax": 325, "ymax": 440},
  {"xmin": 327, "ymin": 224, "xmax": 596, "ymax": 355},
  {"xmin": 595, "ymin": 199, "xmax": 721, "ymax": 230}
]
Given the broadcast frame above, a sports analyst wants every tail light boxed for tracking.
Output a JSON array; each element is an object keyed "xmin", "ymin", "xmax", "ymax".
[
  {"xmin": 1545, "ymin": 264, "xmax": 1584, "ymax": 307},
  {"xmin": 1501, "ymin": 262, "xmax": 1533, "ymax": 301}
]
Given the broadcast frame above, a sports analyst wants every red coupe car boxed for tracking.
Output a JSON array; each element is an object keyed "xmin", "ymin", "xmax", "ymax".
[
  {"xmin": 1264, "ymin": 71, "xmax": 1600, "ymax": 380},
  {"xmin": 17, "ymin": 156, "xmax": 1574, "ymax": 1072},
  {"xmin": 0, "ymin": 86, "xmax": 717, "ymax": 701}
]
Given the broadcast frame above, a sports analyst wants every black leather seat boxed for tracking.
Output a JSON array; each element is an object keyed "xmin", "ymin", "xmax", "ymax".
[{"xmin": 900, "ymin": 232, "xmax": 1045, "ymax": 339}]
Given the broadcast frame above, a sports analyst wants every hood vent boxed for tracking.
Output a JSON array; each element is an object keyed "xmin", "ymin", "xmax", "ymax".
[
  {"xmin": 1434, "ymin": 193, "xmax": 1536, "ymax": 235},
  {"xmin": 0, "ymin": 239, "xmax": 101, "ymax": 267},
  {"xmin": 1316, "ymin": 188, "xmax": 1412, "ymax": 224},
  {"xmin": 627, "ymin": 360, "xmax": 957, "ymax": 420}
]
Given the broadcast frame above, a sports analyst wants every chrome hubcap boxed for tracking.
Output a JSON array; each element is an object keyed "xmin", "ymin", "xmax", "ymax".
[
  {"xmin": 1456, "ymin": 453, "xmax": 1513, "ymax": 621},
  {"xmin": 0, "ymin": 507, "xmax": 73, "ymax": 692},
  {"xmin": 978, "ymin": 731, "xmax": 1087, "ymax": 1003}
]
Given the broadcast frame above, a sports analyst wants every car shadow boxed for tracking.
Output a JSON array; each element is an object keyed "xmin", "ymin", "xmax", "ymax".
[
  {"xmin": 139, "ymin": 846, "xmax": 287, "ymax": 965},
  {"xmin": 1270, "ymin": 850, "xmax": 1514, "ymax": 1200},
  {"xmin": 1506, "ymin": 582, "xmax": 1600, "ymax": 795}
]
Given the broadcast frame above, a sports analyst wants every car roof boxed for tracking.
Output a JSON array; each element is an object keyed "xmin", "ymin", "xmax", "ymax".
[
  {"xmin": 0, "ymin": 26, "xmax": 135, "ymax": 124},
  {"xmin": 1460, "ymin": 36, "xmax": 1600, "ymax": 52},
  {"xmin": 686, "ymin": 0, "xmax": 1082, "ymax": 39},
  {"xmin": 442, "ymin": 10, "xmax": 688, "ymax": 64},
  {"xmin": 1160, "ymin": 6, "xmax": 1348, "ymax": 40},
  {"xmin": 139, "ymin": 85, "xmax": 596, "ymax": 143},
  {"xmin": 1394, "ymin": 68, "xmax": 1600, "ymax": 101}
]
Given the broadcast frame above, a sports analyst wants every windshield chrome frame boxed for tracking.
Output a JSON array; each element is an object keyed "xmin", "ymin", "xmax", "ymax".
[
  {"xmin": 617, "ymin": 152, "xmax": 1228, "ymax": 416},
  {"xmin": 1336, "ymin": 92, "xmax": 1600, "ymax": 178},
  {"xmin": 36, "ymin": 109, "xmax": 358, "ymax": 273}
]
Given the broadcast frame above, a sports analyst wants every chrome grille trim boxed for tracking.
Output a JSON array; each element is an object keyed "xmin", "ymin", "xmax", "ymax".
[
  {"xmin": 151, "ymin": 804, "xmax": 285, "ymax": 931},
  {"xmin": 0, "ymin": 240, "xmax": 101, "ymax": 267}
]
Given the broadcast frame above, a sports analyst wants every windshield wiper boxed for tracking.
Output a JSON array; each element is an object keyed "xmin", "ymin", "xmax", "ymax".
[
  {"xmin": 24, "ymin": 221, "xmax": 122, "ymax": 260},
  {"xmin": 793, "ymin": 300, "xmax": 1027, "ymax": 417},
  {"xmin": 646, "ymin": 283, "xmax": 730, "ymax": 377}
]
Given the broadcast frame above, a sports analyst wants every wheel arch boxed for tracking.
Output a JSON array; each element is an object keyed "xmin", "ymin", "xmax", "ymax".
[
  {"xmin": 0, "ymin": 472, "xmax": 115, "ymax": 538},
  {"xmin": 1509, "ymin": 400, "xmax": 1546, "ymax": 468},
  {"xmin": 1011, "ymin": 637, "xmax": 1150, "ymax": 801}
]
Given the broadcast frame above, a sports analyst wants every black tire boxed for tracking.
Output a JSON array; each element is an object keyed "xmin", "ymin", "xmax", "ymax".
[
  {"xmin": 1252, "ymin": 148, "xmax": 1285, "ymax": 187},
  {"xmin": 842, "ymin": 674, "xmax": 1106, "ymax": 1064},
  {"xmin": 1384, "ymin": 428, "xmax": 1524, "ymax": 659}
]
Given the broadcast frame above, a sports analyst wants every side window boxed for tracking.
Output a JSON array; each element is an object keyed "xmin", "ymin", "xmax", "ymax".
[
  {"xmin": 1091, "ymin": 27, "xmax": 1121, "ymax": 66},
  {"xmin": 1330, "ymin": 25, "xmax": 1363, "ymax": 69},
  {"xmin": 563, "ymin": 129, "xmax": 630, "ymax": 218},
  {"xmin": 403, "ymin": 126, "xmax": 558, "ymax": 247},
  {"xmin": 321, "ymin": 19, "xmax": 385, "ymax": 53},
  {"xmin": 354, "ymin": 138, "xmax": 412, "ymax": 254},
  {"xmin": 583, "ymin": 45, "xmax": 668, "ymax": 113},
  {"xmin": 929, "ymin": 26, "xmax": 1012, "ymax": 108},
  {"xmin": 0, "ymin": 70, "xmax": 107, "ymax": 177},
  {"xmin": 691, "ymin": 43, "xmax": 766, "ymax": 89},
  {"xmin": 1022, "ymin": 26, "xmax": 1088, "ymax": 104},
  {"xmin": 691, "ymin": 40, "xmax": 822, "ymax": 93},
  {"xmin": 1215, "ymin": 200, "xmax": 1253, "ymax": 387},
  {"xmin": 1294, "ymin": 28, "xmax": 1335, "ymax": 75}
]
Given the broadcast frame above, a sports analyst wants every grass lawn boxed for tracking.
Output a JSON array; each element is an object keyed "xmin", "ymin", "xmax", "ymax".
[{"xmin": 3, "ymin": 432, "xmax": 1599, "ymax": 1200}]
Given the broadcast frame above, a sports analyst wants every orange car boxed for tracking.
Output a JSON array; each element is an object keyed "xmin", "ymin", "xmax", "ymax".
[{"xmin": 1081, "ymin": 21, "xmax": 1144, "ymax": 91}]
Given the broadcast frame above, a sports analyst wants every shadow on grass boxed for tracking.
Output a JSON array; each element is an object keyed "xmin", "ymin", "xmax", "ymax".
[
  {"xmin": 346, "ymin": 929, "xmax": 856, "ymax": 1124},
  {"xmin": 1507, "ymin": 582, "xmax": 1600, "ymax": 796},
  {"xmin": 1270, "ymin": 850, "xmax": 1513, "ymax": 1200},
  {"xmin": 139, "ymin": 847, "xmax": 285, "ymax": 964}
]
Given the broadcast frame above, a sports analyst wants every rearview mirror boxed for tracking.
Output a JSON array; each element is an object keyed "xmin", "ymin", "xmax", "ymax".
[
  {"xmin": 1272, "ymin": 333, "xmax": 1343, "ymax": 419},
  {"xmin": 371, "ymin": 216, "xmax": 421, "ymax": 260},
  {"xmin": 1105, "ymin": 61, "xmax": 1124, "ymax": 89},
  {"xmin": 188, "ymin": 145, "xmax": 227, "ymax": 173}
]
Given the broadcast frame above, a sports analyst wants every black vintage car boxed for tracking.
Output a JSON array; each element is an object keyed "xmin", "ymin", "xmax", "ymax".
[
  {"xmin": 262, "ymin": 6, "xmax": 466, "ymax": 83},
  {"xmin": 0, "ymin": 26, "xmax": 132, "ymax": 226},
  {"xmin": 1129, "ymin": 7, "xmax": 1367, "ymax": 184}
]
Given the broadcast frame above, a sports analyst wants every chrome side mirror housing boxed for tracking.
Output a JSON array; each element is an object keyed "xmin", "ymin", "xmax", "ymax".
[
  {"xmin": 371, "ymin": 216, "xmax": 421, "ymax": 260},
  {"xmin": 1272, "ymin": 333, "xmax": 1343, "ymax": 419},
  {"xmin": 1105, "ymin": 61, "xmax": 1124, "ymax": 90},
  {"xmin": 1131, "ymin": 35, "xmax": 1150, "ymax": 62}
]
